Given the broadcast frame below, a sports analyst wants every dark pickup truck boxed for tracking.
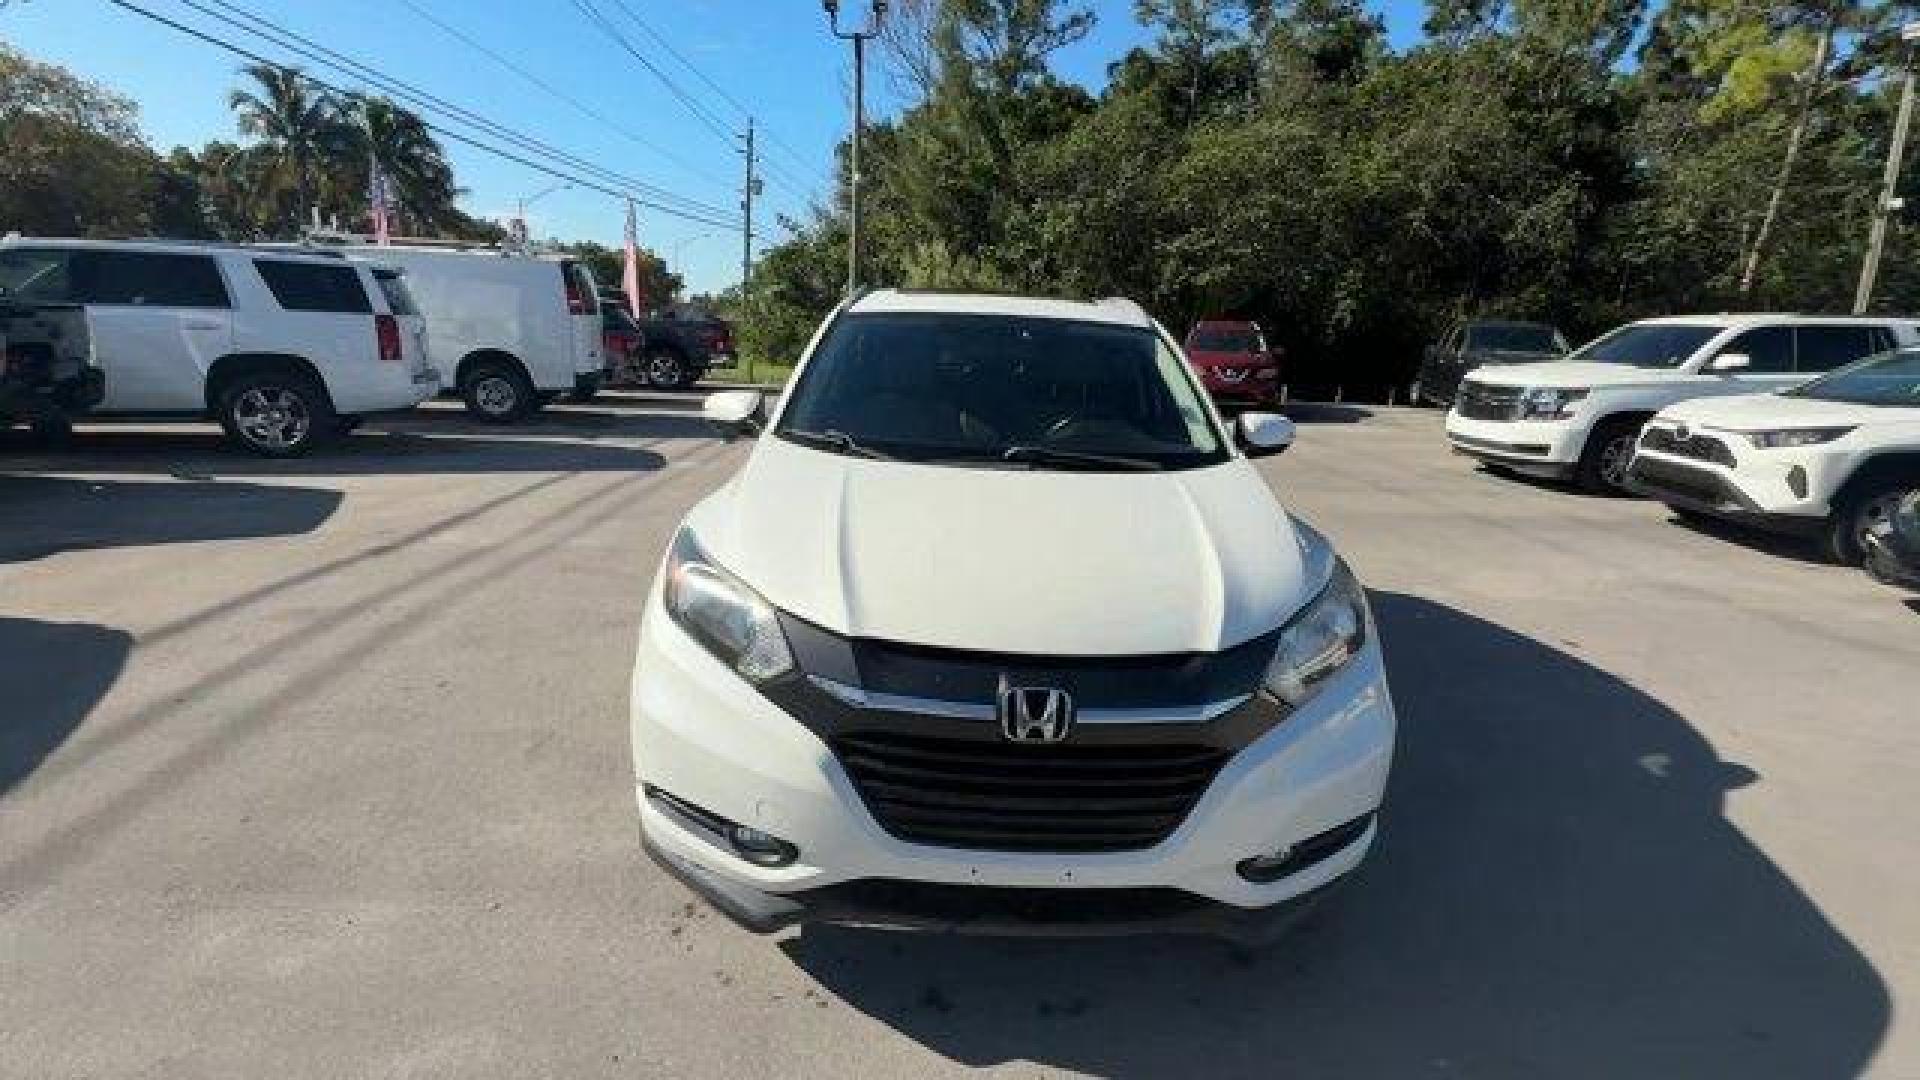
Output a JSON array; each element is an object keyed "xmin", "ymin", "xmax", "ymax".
[
  {"xmin": 599, "ymin": 291, "xmax": 737, "ymax": 390},
  {"xmin": 1415, "ymin": 319, "xmax": 1568, "ymax": 406}
]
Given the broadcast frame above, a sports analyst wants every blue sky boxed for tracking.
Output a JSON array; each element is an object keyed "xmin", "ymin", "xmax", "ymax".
[{"xmin": 1, "ymin": 0, "xmax": 1427, "ymax": 293}]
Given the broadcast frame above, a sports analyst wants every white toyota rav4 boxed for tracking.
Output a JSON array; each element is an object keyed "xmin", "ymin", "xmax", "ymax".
[
  {"xmin": 1444, "ymin": 314, "xmax": 1916, "ymax": 493},
  {"xmin": 629, "ymin": 290, "xmax": 1397, "ymax": 941},
  {"xmin": 1627, "ymin": 346, "xmax": 1920, "ymax": 565}
]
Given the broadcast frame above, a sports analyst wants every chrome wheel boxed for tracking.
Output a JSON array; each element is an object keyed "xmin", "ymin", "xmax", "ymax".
[
  {"xmin": 232, "ymin": 386, "xmax": 310, "ymax": 451},
  {"xmin": 1599, "ymin": 433, "xmax": 1635, "ymax": 489},
  {"xmin": 474, "ymin": 374, "xmax": 518, "ymax": 416}
]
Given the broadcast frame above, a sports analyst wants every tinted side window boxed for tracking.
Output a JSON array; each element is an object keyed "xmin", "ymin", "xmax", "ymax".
[
  {"xmin": 254, "ymin": 260, "xmax": 372, "ymax": 313},
  {"xmin": 370, "ymin": 268, "xmax": 418, "ymax": 316},
  {"xmin": 72, "ymin": 250, "xmax": 229, "ymax": 307},
  {"xmin": 0, "ymin": 248, "xmax": 75, "ymax": 303},
  {"xmin": 1796, "ymin": 326, "xmax": 1879, "ymax": 373},
  {"xmin": 1716, "ymin": 326, "xmax": 1793, "ymax": 373}
]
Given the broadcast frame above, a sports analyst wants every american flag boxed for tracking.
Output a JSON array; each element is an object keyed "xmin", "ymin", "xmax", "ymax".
[
  {"xmin": 368, "ymin": 159, "xmax": 393, "ymax": 245},
  {"xmin": 621, "ymin": 199, "xmax": 644, "ymax": 317}
]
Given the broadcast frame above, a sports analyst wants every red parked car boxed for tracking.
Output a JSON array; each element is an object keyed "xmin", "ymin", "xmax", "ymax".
[{"xmin": 1185, "ymin": 319, "xmax": 1282, "ymax": 405}]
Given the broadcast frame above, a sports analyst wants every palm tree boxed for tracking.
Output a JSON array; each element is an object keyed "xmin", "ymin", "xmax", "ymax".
[
  {"xmin": 347, "ymin": 95, "xmax": 458, "ymax": 234},
  {"xmin": 227, "ymin": 62, "xmax": 346, "ymax": 231}
]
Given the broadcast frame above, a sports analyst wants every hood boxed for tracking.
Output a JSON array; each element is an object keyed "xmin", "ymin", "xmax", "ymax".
[
  {"xmin": 1188, "ymin": 349, "xmax": 1264, "ymax": 367},
  {"xmin": 1465, "ymin": 360, "xmax": 1689, "ymax": 390},
  {"xmin": 1463, "ymin": 348, "xmax": 1561, "ymax": 365},
  {"xmin": 1659, "ymin": 391, "xmax": 1879, "ymax": 429},
  {"xmin": 695, "ymin": 438, "xmax": 1312, "ymax": 655}
]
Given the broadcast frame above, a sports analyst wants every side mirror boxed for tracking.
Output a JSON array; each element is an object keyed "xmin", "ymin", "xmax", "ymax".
[
  {"xmin": 1236, "ymin": 411, "xmax": 1295, "ymax": 458},
  {"xmin": 703, "ymin": 390, "xmax": 764, "ymax": 440},
  {"xmin": 1710, "ymin": 352, "xmax": 1751, "ymax": 373}
]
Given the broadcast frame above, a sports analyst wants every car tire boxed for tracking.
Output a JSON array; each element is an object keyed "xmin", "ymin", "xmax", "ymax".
[
  {"xmin": 461, "ymin": 361, "xmax": 534, "ymax": 423},
  {"xmin": 217, "ymin": 370, "xmax": 333, "ymax": 457},
  {"xmin": 644, "ymin": 348, "xmax": 694, "ymax": 391},
  {"xmin": 1575, "ymin": 419, "xmax": 1640, "ymax": 496},
  {"xmin": 1823, "ymin": 480, "xmax": 1914, "ymax": 567}
]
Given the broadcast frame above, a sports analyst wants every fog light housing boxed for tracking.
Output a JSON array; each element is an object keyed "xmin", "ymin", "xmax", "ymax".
[
  {"xmin": 1787, "ymin": 465, "xmax": 1808, "ymax": 499},
  {"xmin": 1235, "ymin": 813, "xmax": 1375, "ymax": 883},
  {"xmin": 729, "ymin": 825, "xmax": 799, "ymax": 868}
]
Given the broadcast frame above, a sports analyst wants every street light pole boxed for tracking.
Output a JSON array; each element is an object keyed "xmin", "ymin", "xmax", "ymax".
[
  {"xmin": 514, "ymin": 182, "xmax": 572, "ymax": 244},
  {"xmin": 1855, "ymin": 23, "xmax": 1920, "ymax": 314},
  {"xmin": 824, "ymin": 0, "xmax": 886, "ymax": 297}
]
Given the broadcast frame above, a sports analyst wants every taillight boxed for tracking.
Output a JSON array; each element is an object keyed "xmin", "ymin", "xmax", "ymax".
[
  {"xmin": 376, "ymin": 313, "xmax": 402, "ymax": 364},
  {"xmin": 565, "ymin": 273, "xmax": 589, "ymax": 315}
]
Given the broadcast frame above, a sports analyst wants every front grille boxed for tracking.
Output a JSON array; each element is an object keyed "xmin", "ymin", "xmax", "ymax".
[
  {"xmin": 1454, "ymin": 382, "xmax": 1524, "ymax": 420},
  {"xmin": 1628, "ymin": 456, "xmax": 1731, "ymax": 507},
  {"xmin": 1640, "ymin": 426, "xmax": 1736, "ymax": 467},
  {"xmin": 1213, "ymin": 366, "xmax": 1248, "ymax": 383},
  {"xmin": 833, "ymin": 729, "xmax": 1231, "ymax": 853}
]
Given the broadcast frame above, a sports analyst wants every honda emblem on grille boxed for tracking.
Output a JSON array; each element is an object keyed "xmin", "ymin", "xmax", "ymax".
[{"xmin": 997, "ymin": 676, "xmax": 1073, "ymax": 744}]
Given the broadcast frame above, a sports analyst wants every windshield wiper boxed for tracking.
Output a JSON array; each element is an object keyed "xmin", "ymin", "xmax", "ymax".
[
  {"xmin": 1000, "ymin": 445, "xmax": 1163, "ymax": 471},
  {"xmin": 782, "ymin": 428, "xmax": 892, "ymax": 460}
]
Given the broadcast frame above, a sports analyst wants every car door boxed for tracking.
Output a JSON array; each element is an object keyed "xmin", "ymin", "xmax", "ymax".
[
  {"xmin": 247, "ymin": 257, "xmax": 375, "ymax": 403},
  {"xmin": 1795, "ymin": 325, "xmax": 1885, "ymax": 380},
  {"xmin": 72, "ymin": 249, "xmax": 234, "ymax": 411},
  {"xmin": 1707, "ymin": 325, "xmax": 1799, "ymax": 393}
]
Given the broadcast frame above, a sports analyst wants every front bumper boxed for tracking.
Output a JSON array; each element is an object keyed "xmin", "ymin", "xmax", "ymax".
[
  {"xmin": 629, "ymin": 593, "xmax": 1396, "ymax": 939},
  {"xmin": 1624, "ymin": 451, "xmax": 1826, "ymax": 537},
  {"xmin": 1443, "ymin": 411, "xmax": 1586, "ymax": 477}
]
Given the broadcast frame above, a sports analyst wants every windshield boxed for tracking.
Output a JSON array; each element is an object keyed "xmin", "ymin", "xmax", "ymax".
[
  {"xmin": 1189, "ymin": 327, "xmax": 1259, "ymax": 352},
  {"xmin": 1566, "ymin": 323, "xmax": 1719, "ymax": 369},
  {"xmin": 776, "ymin": 312, "xmax": 1227, "ymax": 471},
  {"xmin": 1467, "ymin": 323, "xmax": 1561, "ymax": 353},
  {"xmin": 1786, "ymin": 348, "xmax": 1920, "ymax": 407}
]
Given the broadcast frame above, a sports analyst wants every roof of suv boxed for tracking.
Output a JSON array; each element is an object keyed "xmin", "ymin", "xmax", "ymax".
[
  {"xmin": 1633, "ymin": 312, "xmax": 1917, "ymax": 328},
  {"xmin": 0, "ymin": 235, "xmax": 360, "ymax": 267},
  {"xmin": 850, "ymin": 288, "xmax": 1151, "ymax": 327}
]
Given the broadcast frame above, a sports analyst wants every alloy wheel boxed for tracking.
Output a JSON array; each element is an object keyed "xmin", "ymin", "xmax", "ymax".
[
  {"xmin": 474, "ymin": 375, "xmax": 518, "ymax": 416},
  {"xmin": 233, "ymin": 386, "xmax": 310, "ymax": 451},
  {"xmin": 1599, "ymin": 433, "xmax": 1634, "ymax": 489}
]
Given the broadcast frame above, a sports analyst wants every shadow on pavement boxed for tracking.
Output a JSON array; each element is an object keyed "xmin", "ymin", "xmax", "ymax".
[
  {"xmin": 781, "ymin": 593, "xmax": 1886, "ymax": 1079},
  {"xmin": 0, "ymin": 475, "xmax": 342, "ymax": 564},
  {"xmin": 1666, "ymin": 510, "xmax": 1832, "ymax": 566},
  {"xmin": 0, "ymin": 425, "xmax": 676, "ymax": 477},
  {"xmin": 0, "ymin": 619, "xmax": 131, "ymax": 796},
  {"xmin": 1282, "ymin": 401, "xmax": 1374, "ymax": 424}
]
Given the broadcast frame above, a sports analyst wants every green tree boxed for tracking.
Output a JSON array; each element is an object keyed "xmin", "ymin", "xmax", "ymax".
[
  {"xmin": 227, "ymin": 62, "xmax": 349, "ymax": 231},
  {"xmin": 0, "ymin": 43, "xmax": 156, "ymax": 235}
]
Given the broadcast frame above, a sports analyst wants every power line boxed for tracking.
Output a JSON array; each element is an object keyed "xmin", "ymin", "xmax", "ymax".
[
  {"xmin": 187, "ymin": 0, "xmax": 739, "ymax": 223},
  {"xmin": 392, "ymin": 0, "xmax": 736, "ymax": 193},
  {"xmin": 598, "ymin": 0, "xmax": 832, "ymax": 193},
  {"xmin": 566, "ymin": 0, "xmax": 741, "ymax": 148},
  {"xmin": 103, "ymin": 0, "xmax": 763, "ymax": 235}
]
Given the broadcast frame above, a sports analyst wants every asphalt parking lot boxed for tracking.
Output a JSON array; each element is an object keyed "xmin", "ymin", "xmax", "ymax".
[{"xmin": 3, "ymin": 398, "xmax": 1916, "ymax": 1078}]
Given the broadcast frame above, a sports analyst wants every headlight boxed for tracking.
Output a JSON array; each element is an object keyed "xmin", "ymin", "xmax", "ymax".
[
  {"xmin": 1744, "ymin": 427, "xmax": 1855, "ymax": 449},
  {"xmin": 662, "ymin": 528, "xmax": 794, "ymax": 683},
  {"xmin": 1518, "ymin": 387, "xmax": 1589, "ymax": 420},
  {"xmin": 1264, "ymin": 558, "xmax": 1370, "ymax": 708}
]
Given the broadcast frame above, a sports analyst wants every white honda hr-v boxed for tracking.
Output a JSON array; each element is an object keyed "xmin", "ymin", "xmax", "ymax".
[{"xmin": 629, "ymin": 289, "xmax": 1397, "ymax": 942}]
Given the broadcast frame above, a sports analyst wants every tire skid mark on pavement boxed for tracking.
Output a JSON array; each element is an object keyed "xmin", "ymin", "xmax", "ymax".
[{"xmin": 2, "ymin": 442, "xmax": 741, "ymax": 876}]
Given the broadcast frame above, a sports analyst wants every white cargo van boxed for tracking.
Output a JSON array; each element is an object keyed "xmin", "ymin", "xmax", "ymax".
[{"xmin": 340, "ymin": 244, "xmax": 604, "ymax": 421}]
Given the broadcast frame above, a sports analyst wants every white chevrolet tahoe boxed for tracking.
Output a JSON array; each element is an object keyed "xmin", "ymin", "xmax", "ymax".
[
  {"xmin": 1626, "ymin": 347, "xmax": 1920, "ymax": 565},
  {"xmin": 629, "ymin": 290, "xmax": 1397, "ymax": 942},
  {"xmin": 0, "ymin": 237, "xmax": 436, "ymax": 455},
  {"xmin": 1443, "ymin": 314, "xmax": 1918, "ymax": 493}
]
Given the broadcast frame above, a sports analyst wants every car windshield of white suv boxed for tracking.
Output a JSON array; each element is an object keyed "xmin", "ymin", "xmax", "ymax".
[
  {"xmin": 1786, "ymin": 348, "xmax": 1920, "ymax": 407},
  {"xmin": 1565, "ymin": 323, "xmax": 1719, "ymax": 368},
  {"xmin": 776, "ymin": 312, "xmax": 1228, "ymax": 471}
]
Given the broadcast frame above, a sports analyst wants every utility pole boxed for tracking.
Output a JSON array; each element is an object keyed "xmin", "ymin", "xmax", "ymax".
[
  {"xmin": 1855, "ymin": 23, "xmax": 1920, "ymax": 314},
  {"xmin": 741, "ymin": 117, "xmax": 758, "ymax": 296},
  {"xmin": 825, "ymin": 1, "xmax": 887, "ymax": 296}
]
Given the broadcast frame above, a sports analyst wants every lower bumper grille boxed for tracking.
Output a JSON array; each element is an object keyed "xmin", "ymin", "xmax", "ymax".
[
  {"xmin": 833, "ymin": 730, "xmax": 1230, "ymax": 853},
  {"xmin": 1454, "ymin": 382, "xmax": 1523, "ymax": 420},
  {"xmin": 1628, "ymin": 456, "xmax": 1735, "ymax": 508}
]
